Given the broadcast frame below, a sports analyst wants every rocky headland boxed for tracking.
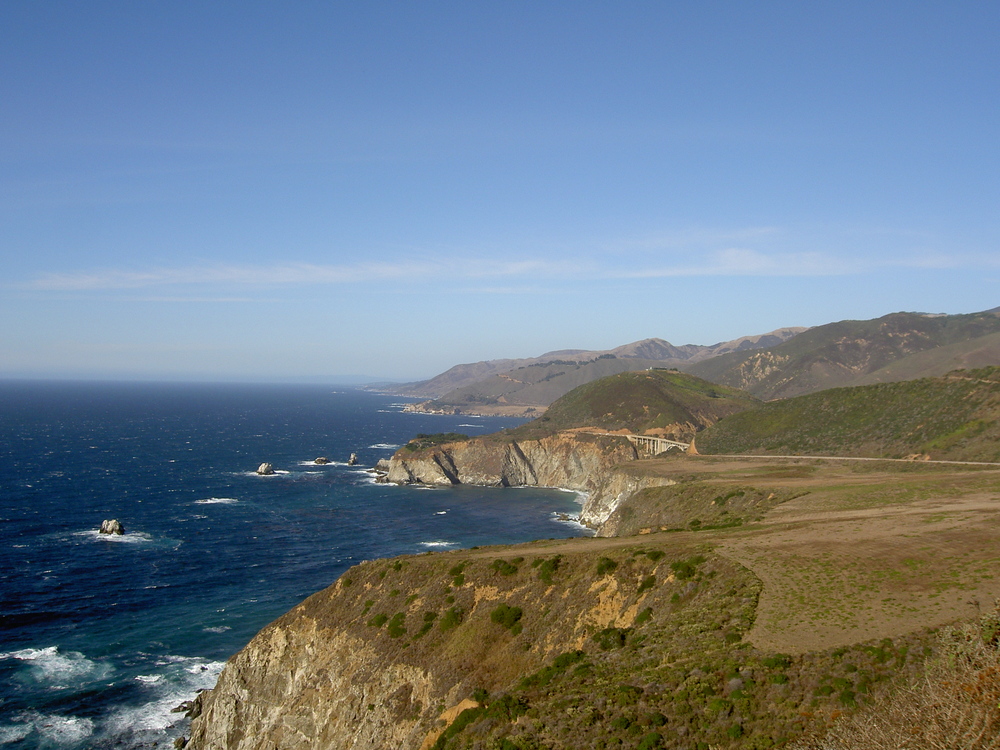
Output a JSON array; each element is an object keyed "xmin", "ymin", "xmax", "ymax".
[
  {"xmin": 382, "ymin": 432, "xmax": 675, "ymax": 529},
  {"xmin": 185, "ymin": 367, "xmax": 1000, "ymax": 749}
]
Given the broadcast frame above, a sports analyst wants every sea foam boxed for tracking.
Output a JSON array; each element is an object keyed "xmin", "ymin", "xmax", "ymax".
[{"xmin": 0, "ymin": 646, "xmax": 112, "ymax": 689}]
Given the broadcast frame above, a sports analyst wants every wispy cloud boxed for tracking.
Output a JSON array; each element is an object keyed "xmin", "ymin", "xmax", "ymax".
[
  {"xmin": 21, "ymin": 259, "xmax": 575, "ymax": 292},
  {"xmin": 17, "ymin": 229, "xmax": 984, "ymax": 293},
  {"xmin": 617, "ymin": 248, "xmax": 856, "ymax": 278}
]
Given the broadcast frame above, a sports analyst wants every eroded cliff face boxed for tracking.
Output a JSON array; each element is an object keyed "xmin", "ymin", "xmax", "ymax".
[
  {"xmin": 188, "ymin": 543, "xmax": 758, "ymax": 750},
  {"xmin": 382, "ymin": 433, "xmax": 671, "ymax": 528}
]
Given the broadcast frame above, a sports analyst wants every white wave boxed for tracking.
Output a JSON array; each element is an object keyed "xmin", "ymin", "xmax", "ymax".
[
  {"xmin": 435, "ymin": 510, "xmax": 448, "ymax": 515},
  {"xmin": 0, "ymin": 646, "xmax": 112, "ymax": 688},
  {"xmin": 297, "ymin": 460, "xmax": 347, "ymax": 466},
  {"xmin": 0, "ymin": 723, "xmax": 31, "ymax": 744},
  {"xmin": 135, "ymin": 674, "xmax": 163, "ymax": 684},
  {"xmin": 72, "ymin": 529, "xmax": 153, "ymax": 544},
  {"xmin": 550, "ymin": 512, "xmax": 595, "ymax": 535},
  {"xmin": 202, "ymin": 626, "xmax": 231, "ymax": 633},
  {"xmin": 368, "ymin": 443, "xmax": 400, "ymax": 449},
  {"xmin": 241, "ymin": 469, "xmax": 291, "ymax": 477},
  {"xmin": 3, "ymin": 712, "xmax": 94, "ymax": 745},
  {"xmin": 550, "ymin": 487, "xmax": 588, "ymax": 504},
  {"xmin": 457, "ymin": 424, "xmax": 483, "ymax": 428},
  {"xmin": 194, "ymin": 497, "xmax": 239, "ymax": 505},
  {"xmin": 104, "ymin": 657, "xmax": 224, "ymax": 736},
  {"xmin": 419, "ymin": 541, "xmax": 456, "ymax": 548}
]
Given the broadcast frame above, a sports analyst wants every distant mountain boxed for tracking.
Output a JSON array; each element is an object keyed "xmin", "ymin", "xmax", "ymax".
[
  {"xmin": 386, "ymin": 328, "xmax": 805, "ymax": 405},
  {"xmin": 696, "ymin": 365, "xmax": 1000, "ymax": 462},
  {"xmin": 686, "ymin": 309, "xmax": 1000, "ymax": 400}
]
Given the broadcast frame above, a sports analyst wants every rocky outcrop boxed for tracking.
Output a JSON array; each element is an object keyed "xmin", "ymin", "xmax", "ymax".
[
  {"xmin": 99, "ymin": 519, "xmax": 124, "ymax": 535},
  {"xmin": 314, "ymin": 457, "xmax": 329, "ymax": 465},
  {"xmin": 348, "ymin": 453, "xmax": 358, "ymax": 466},
  {"xmin": 187, "ymin": 544, "xmax": 745, "ymax": 750},
  {"xmin": 256, "ymin": 463, "xmax": 274, "ymax": 475},
  {"xmin": 383, "ymin": 433, "xmax": 672, "ymax": 528}
]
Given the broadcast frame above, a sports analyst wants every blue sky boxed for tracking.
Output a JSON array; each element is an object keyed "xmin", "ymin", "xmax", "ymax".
[{"xmin": 3, "ymin": 2, "xmax": 999, "ymax": 382}]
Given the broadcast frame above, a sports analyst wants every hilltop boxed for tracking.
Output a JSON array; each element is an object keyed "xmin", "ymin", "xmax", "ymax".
[
  {"xmin": 695, "ymin": 365, "xmax": 1000, "ymax": 462},
  {"xmin": 687, "ymin": 309, "xmax": 1000, "ymax": 400},
  {"xmin": 503, "ymin": 369, "xmax": 759, "ymax": 442}
]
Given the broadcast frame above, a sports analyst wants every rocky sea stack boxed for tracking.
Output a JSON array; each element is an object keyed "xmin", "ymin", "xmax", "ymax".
[{"xmin": 98, "ymin": 519, "xmax": 124, "ymax": 535}]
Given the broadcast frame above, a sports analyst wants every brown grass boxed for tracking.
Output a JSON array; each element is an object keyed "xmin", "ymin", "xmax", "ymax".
[{"xmin": 791, "ymin": 604, "xmax": 1000, "ymax": 749}]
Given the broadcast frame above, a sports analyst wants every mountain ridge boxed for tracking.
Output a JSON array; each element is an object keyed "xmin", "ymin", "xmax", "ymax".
[{"xmin": 382, "ymin": 328, "xmax": 806, "ymax": 400}]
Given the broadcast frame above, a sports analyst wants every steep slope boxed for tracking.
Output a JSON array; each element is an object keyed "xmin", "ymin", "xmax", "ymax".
[
  {"xmin": 686, "ymin": 309, "xmax": 1000, "ymax": 400},
  {"xmin": 696, "ymin": 366, "xmax": 1000, "ymax": 461},
  {"xmin": 186, "ymin": 538, "xmax": 934, "ymax": 750}
]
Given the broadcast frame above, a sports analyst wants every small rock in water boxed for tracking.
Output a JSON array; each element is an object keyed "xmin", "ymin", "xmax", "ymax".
[
  {"xmin": 347, "ymin": 452, "xmax": 358, "ymax": 465},
  {"xmin": 99, "ymin": 519, "xmax": 124, "ymax": 535},
  {"xmin": 256, "ymin": 462, "xmax": 274, "ymax": 475},
  {"xmin": 314, "ymin": 456, "xmax": 329, "ymax": 465}
]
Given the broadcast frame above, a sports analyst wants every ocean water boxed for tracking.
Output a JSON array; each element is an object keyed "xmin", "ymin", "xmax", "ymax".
[{"xmin": 0, "ymin": 381, "xmax": 590, "ymax": 749}]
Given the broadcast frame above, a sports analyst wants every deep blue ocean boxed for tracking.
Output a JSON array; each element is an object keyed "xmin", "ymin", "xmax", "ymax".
[{"xmin": 0, "ymin": 381, "xmax": 589, "ymax": 749}]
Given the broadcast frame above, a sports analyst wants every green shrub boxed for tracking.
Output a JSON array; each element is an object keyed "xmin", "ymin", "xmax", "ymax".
[
  {"xmin": 387, "ymin": 613, "xmax": 406, "ymax": 638},
  {"xmin": 537, "ymin": 555, "xmax": 562, "ymax": 585},
  {"xmin": 839, "ymin": 689, "xmax": 857, "ymax": 707},
  {"xmin": 646, "ymin": 550, "xmax": 665, "ymax": 562},
  {"xmin": 553, "ymin": 650, "xmax": 585, "ymax": 669},
  {"xmin": 452, "ymin": 573, "xmax": 465, "ymax": 587},
  {"xmin": 595, "ymin": 628, "xmax": 630, "ymax": 651},
  {"xmin": 727, "ymin": 724, "xmax": 744, "ymax": 739},
  {"xmin": 440, "ymin": 607, "xmax": 463, "ymax": 631},
  {"xmin": 762, "ymin": 654, "xmax": 792, "ymax": 669},
  {"xmin": 484, "ymin": 694, "xmax": 529, "ymax": 722},
  {"xmin": 431, "ymin": 705, "xmax": 483, "ymax": 749},
  {"xmin": 637, "ymin": 731, "xmax": 663, "ymax": 749},
  {"xmin": 636, "ymin": 608, "xmax": 653, "ymax": 625},
  {"xmin": 491, "ymin": 604, "xmax": 524, "ymax": 631},
  {"xmin": 596, "ymin": 557, "xmax": 619, "ymax": 575},
  {"xmin": 414, "ymin": 612, "xmax": 437, "ymax": 639},
  {"xmin": 491, "ymin": 559, "xmax": 519, "ymax": 576},
  {"xmin": 637, "ymin": 575, "xmax": 656, "ymax": 594},
  {"xmin": 448, "ymin": 562, "xmax": 466, "ymax": 577},
  {"xmin": 405, "ymin": 433, "xmax": 470, "ymax": 452},
  {"xmin": 367, "ymin": 613, "xmax": 388, "ymax": 628}
]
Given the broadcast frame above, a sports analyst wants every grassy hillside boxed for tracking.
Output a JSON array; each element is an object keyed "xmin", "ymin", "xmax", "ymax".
[
  {"xmin": 301, "ymin": 539, "xmax": 934, "ymax": 750},
  {"xmin": 686, "ymin": 310, "xmax": 1000, "ymax": 400},
  {"xmin": 503, "ymin": 370, "xmax": 759, "ymax": 441},
  {"xmin": 696, "ymin": 366, "xmax": 1000, "ymax": 461}
]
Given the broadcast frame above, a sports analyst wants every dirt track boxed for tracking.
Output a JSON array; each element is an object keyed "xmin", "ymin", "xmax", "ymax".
[{"xmin": 455, "ymin": 455, "xmax": 1000, "ymax": 653}]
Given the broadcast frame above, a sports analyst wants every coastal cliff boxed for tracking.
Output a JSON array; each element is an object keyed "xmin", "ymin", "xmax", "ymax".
[
  {"xmin": 382, "ymin": 433, "xmax": 675, "ymax": 528},
  {"xmin": 186, "ymin": 542, "xmax": 772, "ymax": 750}
]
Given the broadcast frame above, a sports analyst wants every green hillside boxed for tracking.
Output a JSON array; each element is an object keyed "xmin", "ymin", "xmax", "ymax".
[
  {"xmin": 505, "ymin": 369, "xmax": 759, "ymax": 440},
  {"xmin": 696, "ymin": 366, "xmax": 1000, "ymax": 461},
  {"xmin": 686, "ymin": 310, "xmax": 1000, "ymax": 400},
  {"xmin": 428, "ymin": 356, "xmax": 670, "ymax": 412}
]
